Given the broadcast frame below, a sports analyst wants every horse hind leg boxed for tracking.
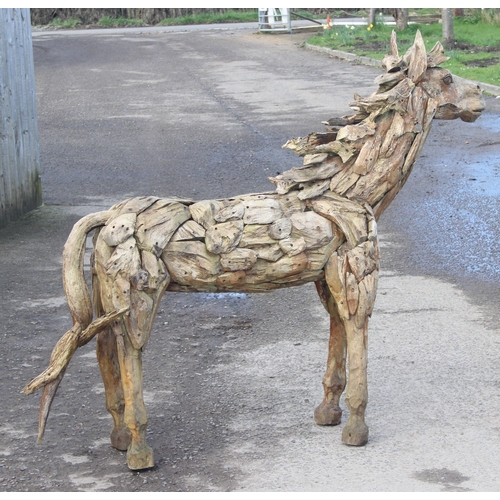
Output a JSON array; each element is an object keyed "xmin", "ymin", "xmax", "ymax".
[
  {"xmin": 93, "ymin": 231, "xmax": 169, "ymax": 468},
  {"xmin": 314, "ymin": 279, "xmax": 346, "ymax": 426},
  {"xmin": 113, "ymin": 262, "xmax": 170, "ymax": 470},
  {"xmin": 96, "ymin": 326, "xmax": 131, "ymax": 451},
  {"xmin": 115, "ymin": 317, "xmax": 154, "ymax": 470},
  {"xmin": 92, "ymin": 231, "xmax": 131, "ymax": 451}
]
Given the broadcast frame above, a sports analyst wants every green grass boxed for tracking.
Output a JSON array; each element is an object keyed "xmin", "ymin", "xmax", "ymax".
[
  {"xmin": 158, "ymin": 10, "xmax": 256, "ymax": 26},
  {"xmin": 97, "ymin": 16, "xmax": 146, "ymax": 28},
  {"xmin": 47, "ymin": 18, "xmax": 82, "ymax": 29},
  {"xmin": 307, "ymin": 16, "xmax": 500, "ymax": 86}
]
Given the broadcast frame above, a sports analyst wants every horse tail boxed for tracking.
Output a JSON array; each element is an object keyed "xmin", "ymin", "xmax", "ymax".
[{"xmin": 22, "ymin": 209, "xmax": 128, "ymax": 443}]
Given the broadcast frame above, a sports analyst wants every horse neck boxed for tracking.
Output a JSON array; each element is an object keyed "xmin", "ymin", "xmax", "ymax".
[{"xmin": 333, "ymin": 86, "xmax": 436, "ymax": 219}]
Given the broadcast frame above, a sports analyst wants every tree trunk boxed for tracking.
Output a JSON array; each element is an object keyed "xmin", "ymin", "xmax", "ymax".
[
  {"xmin": 368, "ymin": 8, "xmax": 376, "ymax": 26},
  {"xmin": 393, "ymin": 8, "xmax": 408, "ymax": 30},
  {"xmin": 441, "ymin": 8, "xmax": 455, "ymax": 49}
]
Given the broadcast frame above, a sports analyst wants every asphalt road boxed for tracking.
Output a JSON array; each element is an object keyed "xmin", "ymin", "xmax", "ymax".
[{"xmin": 1, "ymin": 25, "xmax": 500, "ymax": 492}]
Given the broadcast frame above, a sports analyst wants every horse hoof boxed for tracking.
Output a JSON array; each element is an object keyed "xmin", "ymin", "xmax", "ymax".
[
  {"xmin": 342, "ymin": 420, "xmax": 369, "ymax": 446},
  {"xmin": 110, "ymin": 426, "xmax": 132, "ymax": 451},
  {"xmin": 314, "ymin": 401, "xmax": 342, "ymax": 426},
  {"xmin": 127, "ymin": 443, "xmax": 154, "ymax": 470}
]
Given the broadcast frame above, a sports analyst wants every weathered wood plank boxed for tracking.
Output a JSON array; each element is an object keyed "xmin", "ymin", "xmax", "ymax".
[{"xmin": 0, "ymin": 9, "xmax": 41, "ymax": 227}]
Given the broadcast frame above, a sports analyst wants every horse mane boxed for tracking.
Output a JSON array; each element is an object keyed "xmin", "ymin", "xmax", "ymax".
[{"xmin": 269, "ymin": 31, "xmax": 449, "ymax": 204}]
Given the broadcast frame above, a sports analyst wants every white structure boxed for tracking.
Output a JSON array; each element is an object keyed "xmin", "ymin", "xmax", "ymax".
[{"xmin": 258, "ymin": 8, "xmax": 292, "ymax": 31}]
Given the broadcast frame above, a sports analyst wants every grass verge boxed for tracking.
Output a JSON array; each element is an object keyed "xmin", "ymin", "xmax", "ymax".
[
  {"xmin": 47, "ymin": 18, "xmax": 82, "ymax": 29},
  {"xmin": 306, "ymin": 16, "xmax": 500, "ymax": 87},
  {"xmin": 97, "ymin": 17, "xmax": 146, "ymax": 28},
  {"xmin": 159, "ymin": 10, "xmax": 256, "ymax": 26}
]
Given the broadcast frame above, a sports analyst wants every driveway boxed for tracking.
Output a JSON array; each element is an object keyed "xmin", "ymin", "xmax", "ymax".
[{"xmin": 1, "ymin": 25, "xmax": 500, "ymax": 492}]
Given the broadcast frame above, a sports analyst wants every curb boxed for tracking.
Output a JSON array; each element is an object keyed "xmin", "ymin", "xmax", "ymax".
[{"xmin": 304, "ymin": 42, "xmax": 500, "ymax": 98}]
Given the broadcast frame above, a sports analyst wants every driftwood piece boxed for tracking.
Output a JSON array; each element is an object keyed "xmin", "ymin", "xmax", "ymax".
[
  {"xmin": 242, "ymin": 198, "xmax": 282, "ymax": 224},
  {"xmin": 239, "ymin": 224, "xmax": 277, "ymax": 247},
  {"xmin": 189, "ymin": 200, "xmax": 221, "ymax": 229},
  {"xmin": 109, "ymin": 196, "xmax": 160, "ymax": 219},
  {"xmin": 289, "ymin": 211, "xmax": 334, "ymax": 249},
  {"xmin": 213, "ymin": 202, "xmax": 245, "ymax": 223},
  {"xmin": 305, "ymin": 237, "xmax": 343, "ymax": 271},
  {"xmin": 162, "ymin": 240, "xmax": 220, "ymax": 286},
  {"xmin": 205, "ymin": 220, "xmax": 244, "ymax": 254},
  {"xmin": 23, "ymin": 30, "xmax": 485, "ymax": 471},
  {"xmin": 248, "ymin": 243, "xmax": 283, "ymax": 262},
  {"xmin": 279, "ymin": 236, "xmax": 307, "ymax": 256},
  {"xmin": 282, "ymin": 132, "xmax": 338, "ymax": 156},
  {"xmin": 136, "ymin": 201, "xmax": 191, "ymax": 254},
  {"xmin": 268, "ymin": 218, "xmax": 292, "ymax": 240},
  {"xmin": 307, "ymin": 195, "xmax": 368, "ymax": 247},
  {"xmin": 216, "ymin": 270, "xmax": 246, "ymax": 288},
  {"xmin": 297, "ymin": 179, "xmax": 331, "ymax": 200},
  {"xmin": 220, "ymin": 248, "xmax": 258, "ymax": 271},
  {"xmin": 140, "ymin": 249, "xmax": 168, "ymax": 289},
  {"xmin": 101, "ymin": 213, "xmax": 137, "ymax": 247},
  {"xmin": 170, "ymin": 219, "xmax": 206, "ymax": 241},
  {"xmin": 105, "ymin": 236, "xmax": 142, "ymax": 279},
  {"xmin": 314, "ymin": 140, "xmax": 357, "ymax": 163},
  {"xmin": 278, "ymin": 191, "xmax": 306, "ymax": 216}
]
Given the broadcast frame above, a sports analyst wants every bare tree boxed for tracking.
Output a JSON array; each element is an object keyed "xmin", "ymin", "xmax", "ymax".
[
  {"xmin": 393, "ymin": 8, "xmax": 408, "ymax": 30},
  {"xmin": 441, "ymin": 8, "xmax": 455, "ymax": 49}
]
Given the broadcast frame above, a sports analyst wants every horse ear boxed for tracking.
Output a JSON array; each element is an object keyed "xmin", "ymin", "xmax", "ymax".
[
  {"xmin": 405, "ymin": 30, "xmax": 427, "ymax": 83},
  {"xmin": 427, "ymin": 41, "xmax": 449, "ymax": 67},
  {"xmin": 382, "ymin": 30, "xmax": 403, "ymax": 72}
]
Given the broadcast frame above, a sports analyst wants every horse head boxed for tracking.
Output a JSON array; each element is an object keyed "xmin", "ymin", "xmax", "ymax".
[{"xmin": 382, "ymin": 30, "xmax": 485, "ymax": 123}]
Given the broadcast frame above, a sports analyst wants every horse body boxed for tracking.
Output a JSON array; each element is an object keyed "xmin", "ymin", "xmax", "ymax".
[{"xmin": 23, "ymin": 31, "xmax": 484, "ymax": 470}]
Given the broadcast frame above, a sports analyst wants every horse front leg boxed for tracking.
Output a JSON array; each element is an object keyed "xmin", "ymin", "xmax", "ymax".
[
  {"xmin": 314, "ymin": 280, "xmax": 346, "ymax": 426},
  {"xmin": 324, "ymin": 236, "xmax": 379, "ymax": 446},
  {"xmin": 341, "ymin": 305, "xmax": 370, "ymax": 446}
]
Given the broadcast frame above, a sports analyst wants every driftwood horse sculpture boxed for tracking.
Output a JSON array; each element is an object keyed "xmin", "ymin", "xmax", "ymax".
[{"xmin": 23, "ymin": 32, "xmax": 484, "ymax": 470}]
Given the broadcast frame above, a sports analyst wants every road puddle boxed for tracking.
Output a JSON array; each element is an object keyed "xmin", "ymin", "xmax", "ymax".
[{"xmin": 460, "ymin": 156, "xmax": 500, "ymax": 197}]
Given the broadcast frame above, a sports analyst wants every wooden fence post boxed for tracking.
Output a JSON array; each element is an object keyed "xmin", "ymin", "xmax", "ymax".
[{"xmin": 0, "ymin": 8, "xmax": 42, "ymax": 228}]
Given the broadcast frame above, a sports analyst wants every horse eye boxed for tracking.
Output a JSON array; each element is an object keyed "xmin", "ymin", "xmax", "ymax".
[{"xmin": 442, "ymin": 74, "xmax": 453, "ymax": 85}]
